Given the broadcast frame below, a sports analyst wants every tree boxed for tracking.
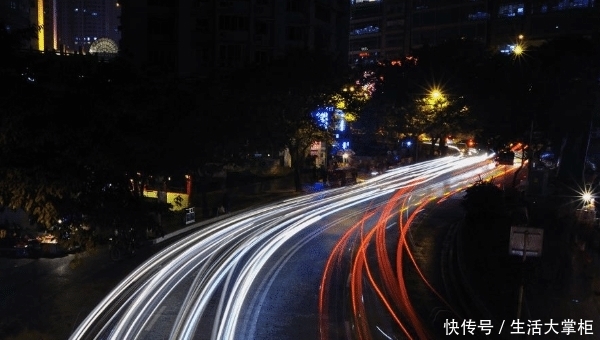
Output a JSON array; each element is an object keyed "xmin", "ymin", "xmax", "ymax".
[
  {"xmin": 462, "ymin": 178, "xmax": 506, "ymax": 222},
  {"xmin": 403, "ymin": 89, "xmax": 476, "ymax": 157},
  {"xmin": 223, "ymin": 50, "xmax": 357, "ymax": 191},
  {"xmin": 0, "ymin": 45, "xmax": 190, "ymax": 229},
  {"xmin": 0, "ymin": 20, "xmax": 41, "ymax": 64}
]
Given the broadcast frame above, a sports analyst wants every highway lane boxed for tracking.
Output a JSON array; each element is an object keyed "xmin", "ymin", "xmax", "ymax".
[{"xmin": 71, "ymin": 155, "xmax": 520, "ymax": 340}]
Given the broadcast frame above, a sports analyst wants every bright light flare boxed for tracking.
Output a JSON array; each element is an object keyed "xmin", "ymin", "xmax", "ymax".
[
  {"xmin": 571, "ymin": 183, "xmax": 596, "ymax": 209},
  {"xmin": 513, "ymin": 44, "xmax": 524, "ymax": 56},
  {"xmin": 582, "ymin": 191, "xmax": 594, "ymax": 205},
  {"xmin": 430, "ymin": 89, "xmax": 442, "ymax": 100}
]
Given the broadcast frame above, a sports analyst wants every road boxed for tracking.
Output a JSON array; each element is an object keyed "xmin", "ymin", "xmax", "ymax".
[
  {"xmin": 70, "ymin": 154, "xmax": 525, "ymax": 340},
  {"xmin": 0, "ymin": 155, "xmax": 521, "ymax": 340}
]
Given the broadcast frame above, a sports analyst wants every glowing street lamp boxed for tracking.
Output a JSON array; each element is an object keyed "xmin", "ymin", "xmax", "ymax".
[
  {"xmin": 426, "ymin": 87, "xmax": 447, "ymax": 108},
  {"xmin": 513, "ymin": 34, "xmax": 525, "ymax": 57},
  {"xmin": 513, "ymin": 44, "xmax": 524, "ymax": 56},
  {"xmin": 582, "ymin": 190, "xmax": 594, "ymax": 206}
]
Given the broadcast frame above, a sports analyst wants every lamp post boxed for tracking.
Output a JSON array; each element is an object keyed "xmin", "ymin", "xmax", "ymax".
[{"xmin": 513, "ymin": 34, "xmax": 525, "ymax": 58}]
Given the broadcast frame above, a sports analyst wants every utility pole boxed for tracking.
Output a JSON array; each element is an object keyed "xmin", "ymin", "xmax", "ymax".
[{"xmin": 516, "ymin": 231, "xmax": 529, "ymax": 320}]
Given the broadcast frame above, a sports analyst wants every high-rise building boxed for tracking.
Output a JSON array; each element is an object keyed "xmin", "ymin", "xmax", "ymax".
[
  {"xmin": 2, "ymin": 0, "xmax": 121, "ymax": 54},
  {"xmin": 0, "ymin": 0, "xmax": 32, "ymax": 33},
  {"xmin": 349, "ymin": 0, "xmax": 600, "ymax": 65},
  {"xmin": 348, "ymin": 0, "xmax": 408, "ymax": 65},
  {"xmin": 55, "ymin": 0, "xmax": 121, "ymax": 54},
  {"xmin": 0, "ymin": 0, "xmax": 37, "ymax": 50},
  {"xmin": 410, "ymin": 0, "xmax": 599, "ymax": 52},
  {"xmin": 488, "ymin": 0, "xmax": 599, "ymax": 51},
  {"xmin": 409, "ymin": 0, "xmax": 491, "ymax": 50},
  {"xmin": 119, "ymin": 0, "xmax": 351, "ymax": 80}
]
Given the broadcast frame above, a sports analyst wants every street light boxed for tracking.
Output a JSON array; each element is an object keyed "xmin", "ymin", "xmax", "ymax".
[
  {"xmin": 513, "ymin": 44, "xmax": 524, "ymax": 56},
  {"xmin": 513, "ymin": 34, "xmax": 525, "ymax": 57},
  {"xmin": 430, "ymin": 89, "xmax": 443, "ymax": 100},
  {"xmin": 582, "ymin": 191, "xmax": 594, "ymax": 205}
]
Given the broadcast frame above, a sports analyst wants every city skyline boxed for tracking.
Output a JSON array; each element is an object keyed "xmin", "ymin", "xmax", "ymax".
[{"xmin": 1, "ymin": 0, "xmax": 598, "ymax": 77}]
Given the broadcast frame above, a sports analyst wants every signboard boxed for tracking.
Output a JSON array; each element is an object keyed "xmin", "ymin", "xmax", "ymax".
[
  {"xmin": 185, "ymin": 207, "xmax": 195, "ymax": 225},
  {"xmin": 509, "ymin": 226, "xmax": 544, "ymax": 257}
]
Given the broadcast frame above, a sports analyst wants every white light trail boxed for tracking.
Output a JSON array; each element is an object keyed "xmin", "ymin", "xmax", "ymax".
[{"xmin": 70, "ymin": 155, "xmax": 500, "ymax": 340}]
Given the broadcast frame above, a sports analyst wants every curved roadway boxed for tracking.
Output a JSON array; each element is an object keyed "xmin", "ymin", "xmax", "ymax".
[{"xmin": 71, "ymin": 154, "xmax": 519, "ymax": 340}]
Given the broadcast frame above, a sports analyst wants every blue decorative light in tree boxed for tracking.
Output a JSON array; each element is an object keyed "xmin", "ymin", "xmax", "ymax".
[
  {"xmin": 312, "ymin": 106, "xmax": 351, "ymax": 156},
  {"xmin": 312, "ymin": 106, "xmax": 334, "ymax": 129},
  {"xmin": 311, "ymin": 106, "xmax": 347, "ymax": 132}
]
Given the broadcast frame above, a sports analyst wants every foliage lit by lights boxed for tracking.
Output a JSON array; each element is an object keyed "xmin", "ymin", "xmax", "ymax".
[
  {"xmin": 312, "ymin": 106, "xmax": 333, "ymax": 129},
  {"xmin": 403, "ymin": 84, "xmax": 475, "ymax": 156},
  {"xmin": 311, "ymin": 106, "xmax": 346, "ymax": 132}
]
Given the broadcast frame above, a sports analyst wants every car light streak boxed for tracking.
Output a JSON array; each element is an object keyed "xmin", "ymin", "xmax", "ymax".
[
  {"xmin": 71, "ymin": 156, "xmax": 507, "ymax": 340},
  {"xmin": 319, "ymin": 156, "xmax": 504, "ymax": 340}
]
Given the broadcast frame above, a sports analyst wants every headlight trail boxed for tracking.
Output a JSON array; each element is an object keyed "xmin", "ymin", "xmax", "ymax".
[{"xmin": 71, "ymin": 155, "xmax": 507, "ymax": 340}]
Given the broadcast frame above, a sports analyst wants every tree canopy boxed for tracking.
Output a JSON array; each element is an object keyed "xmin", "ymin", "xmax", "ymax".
[
  {"xmin": 3, "ymin": 32, "xmax": 600, "ymax": 228},
  {"xmin": 218, "ymin": 50, "xmax": 364, "ymax": 190}
]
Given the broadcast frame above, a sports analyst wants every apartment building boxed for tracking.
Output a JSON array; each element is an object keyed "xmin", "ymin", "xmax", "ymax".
[
  {"xmin": 119, "ymin": 0, "xmax": 350, "ymax": 80},
  {"xmin": 349, "ymin": 0, "xmax": 599, "ymax": 65},
  {"xmin": 56, "ymin": 0, "xmax": 121, "ymax": 54},
  {"xmin": 348, "ymin": 0, "xmax": 408, "ymax": 65}
]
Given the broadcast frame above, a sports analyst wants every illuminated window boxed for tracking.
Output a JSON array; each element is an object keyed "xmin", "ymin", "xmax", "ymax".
[
  {"xmin": 468, "ymin": 11, "xmax": 490, "ymax": 20},
  {"xmin": 350, "ymin": 25, "xmax": 380, "ymax": 36},
  {"xmin": 498, "ymin": 3, "xmax": 525, "ymax": 17}
]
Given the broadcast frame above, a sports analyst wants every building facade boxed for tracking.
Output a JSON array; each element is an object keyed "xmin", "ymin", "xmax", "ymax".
[
  {"xmin": 0, "ymin": 0, "xmax": 32, "ymax": 32},
  {"xmin": 119, "ymin": 0, "xmax": 351, "ymax": 80},
  {"xmin": 409, "ymin": 0, "xmax": 491, "ymax": 50},
  {"xmin": 348, "ymin": 0, "xmax": 408, "ymax": 65},
  {"xmin": 349, "ymin": 0, "xmax": 599, "ymax": 65},
  {"xmin": 55, "ymin": 0, "xmax": 121, "ymax": 54},
  {"xmin": 0, "ymin": 0, "xmax": 37, "ymax": 50},
  {"xmin": 488, "ymin": 0, "xmax": 599, "ymax": 50}
]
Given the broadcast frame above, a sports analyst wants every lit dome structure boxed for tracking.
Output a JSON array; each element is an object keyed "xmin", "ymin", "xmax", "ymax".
[{"xmin": 89, "ymin": 38, "xmax": 119, "ymax": 59}]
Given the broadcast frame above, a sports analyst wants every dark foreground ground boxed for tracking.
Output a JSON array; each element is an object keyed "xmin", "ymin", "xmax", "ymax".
[{"xmin": 458, "ymin": 181, "xmax": 600, "ymax": 339}]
